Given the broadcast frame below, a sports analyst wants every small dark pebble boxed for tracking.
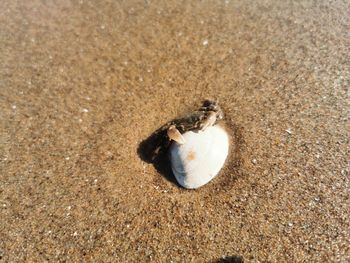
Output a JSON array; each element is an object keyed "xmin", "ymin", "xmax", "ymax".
[{"xmin": 215, "ymin": 255, "xmax": 244, "ymax": 263}]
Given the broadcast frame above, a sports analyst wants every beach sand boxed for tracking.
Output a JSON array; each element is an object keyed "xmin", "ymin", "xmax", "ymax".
[{"xmin": 1, "ymin": 0, "xmax": 349, "ymax": 262}]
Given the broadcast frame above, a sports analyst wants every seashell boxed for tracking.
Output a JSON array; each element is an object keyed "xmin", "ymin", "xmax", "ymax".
[{"xmin": 169, "ymin": 125, "xmax": 229, "ymax": 189}]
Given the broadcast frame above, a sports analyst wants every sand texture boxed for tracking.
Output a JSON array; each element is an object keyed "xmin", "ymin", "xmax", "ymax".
[{"xmin": 1, "ymin": 0, "xmax": 349, "ymax": 262}]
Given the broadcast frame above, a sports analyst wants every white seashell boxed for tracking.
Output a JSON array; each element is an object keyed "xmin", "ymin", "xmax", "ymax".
[{"xmin": 169, "ymin": 125, "xmax": 229, "ymax": 189}]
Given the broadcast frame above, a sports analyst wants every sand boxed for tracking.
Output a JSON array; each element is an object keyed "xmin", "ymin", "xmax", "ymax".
[{"xmin": 1, "ymin": 0, "xmax": 349, "ymax": 262}]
